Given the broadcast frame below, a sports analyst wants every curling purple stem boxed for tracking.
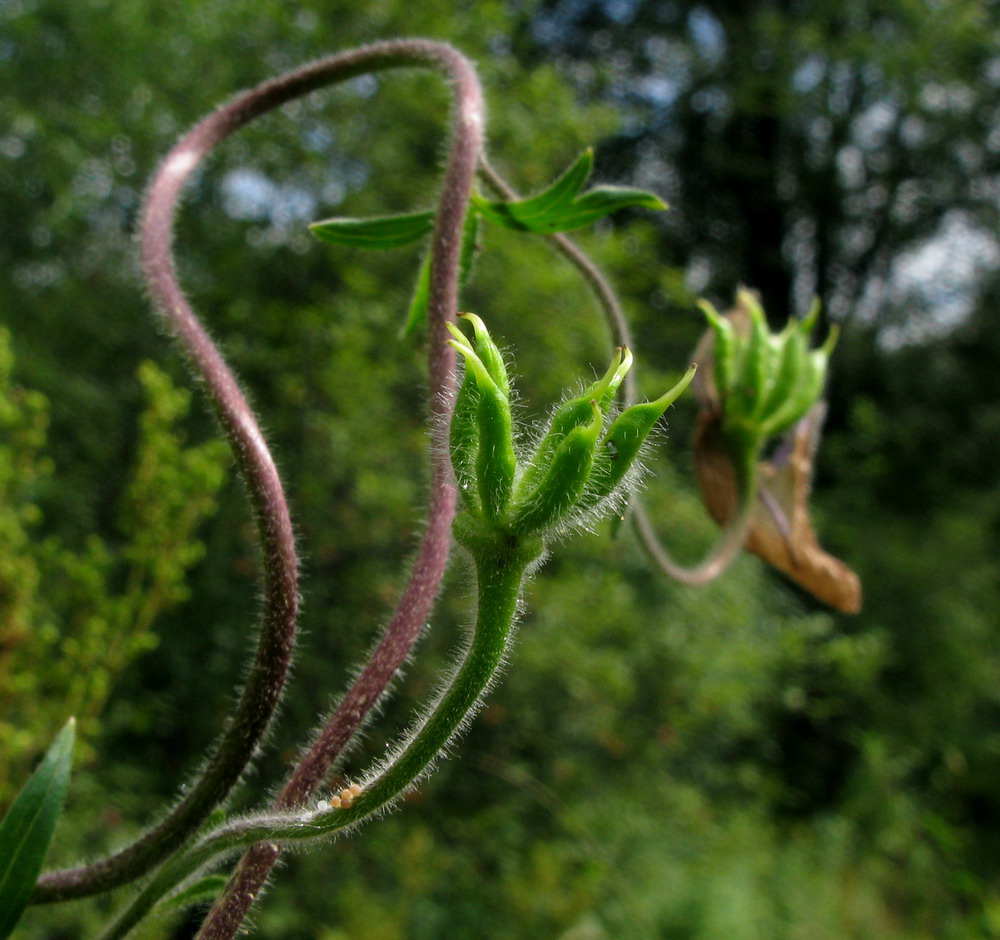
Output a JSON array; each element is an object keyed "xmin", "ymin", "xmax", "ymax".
[
  {"xmin": 195, "ymin": 41, "xmax": 483, "ymax": 939},
  {"xmin": 34, "ymin": 39, "xmax": 480, "ymax": 908}
]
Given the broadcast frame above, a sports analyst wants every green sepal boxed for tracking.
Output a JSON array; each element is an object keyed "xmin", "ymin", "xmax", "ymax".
[
  {"xmin": 447, "ymin": 331, "xmax": 516, "ymax": 523},
  {"xmin": 510, "ymin": 401, "xmax": 603, "ymax": 535},
  {"xmin": 755, "ymin": 298, "xmax": 824, "ymax": 427},
  {"xmin": 595, "ymin": 346, "xmax": 633, "ymax": 410},
  {"xmin": 586, "ymin": 365, "xmax": 697, "ymax": 504},
  {"xmin": 698, "ymin": 300, "xmax": 736, "ymax": 397},
  {"xmin": 759, "ymin": 326, "xmax": 837, "ymax": 437},
  {"xmin": 756, "ymin": 325, "xmax": 805, "ymax": 425},
  {"xmin": 517, "ymin": 347, "xmax": 631, "ymax": 499},
  {"xmin": 799, "ymin": 295, "xmax": 821, "ymax": 333},
  {"xmin": 474, "ymin": 393, "xmax": 516, "ymax": 525},
  {"xmin": 450, "ymin": 368, "xmax": 482, "ymax": 515},
  {"xmin": 0, "ymin": 718, "xmax": 75, "ymax": 939},
  {"xmin": 310, "ymin": 210, "xmax": 434, "ymax": 248},
  {"xmin": 473, "ymin": 150, "xmax": 666, "ymax": 234},
  {"xmin": 735, "ymin": 291, "xmax": 770, "ymax": 421},
  {"xmin": 459, "ymin": 313, "xmax": 509, "ymax": 395}
]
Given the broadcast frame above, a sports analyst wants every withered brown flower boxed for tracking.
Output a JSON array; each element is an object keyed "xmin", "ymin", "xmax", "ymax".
[{"xmin": 692, "ymin": 293, "xmax": 862, "ymax": 614}]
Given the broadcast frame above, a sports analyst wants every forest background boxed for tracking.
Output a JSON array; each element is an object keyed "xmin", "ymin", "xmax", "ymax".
[{"xmin": 2, "ymin": 0, "xmax": 1000, "ymax": 937}]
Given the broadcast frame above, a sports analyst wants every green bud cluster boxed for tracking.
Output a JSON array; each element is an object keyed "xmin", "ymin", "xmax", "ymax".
[
  {"xmin": 700, "ymin": 289, "xmax": 838, "ymax": 463},
  {"xmin": 447, "ymin": 314, "xmax": 695, "ymax": 547}
]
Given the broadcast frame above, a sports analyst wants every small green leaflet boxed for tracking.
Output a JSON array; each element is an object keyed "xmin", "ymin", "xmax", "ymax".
[
  {"xmin": 472, "ymin": 149, "xmax": 667, "ymax": 234},
  {"xmin": 308, "ymin": 149, "xmax": 665, "ymax": 337},
  {"xmin": 484, "ymin": 149, "xmax": 594, "ymax": 225},
  {"xmin": 309, "ymin": 210, "xmax": 434, "ymax": 249},
  {"xmin": 308, "ymin": 151, "xmax": 666, "ymax": 250},
  {"xmin": 0, "ymin": 718, "xmax": 75, "ymax": 939}
]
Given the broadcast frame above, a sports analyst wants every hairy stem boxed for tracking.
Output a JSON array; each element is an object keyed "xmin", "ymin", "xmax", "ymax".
[
  {"xmin": 36, "ymin": 39, "xmax": 479, "ymax": 907},
  {"xmin": 631, "ymin": 474, "xmax": 756, "ymax": 585},
  {"xmin": 196, "ymin": 40, "xmax": 483, "ymax": 939},
  {"xmin": 478, "ymin": 157, "xmax": 754, "ymax": 585},
  {"xmin": 102, "ymin": 537, "xmax": 538, "ymax": 940}
]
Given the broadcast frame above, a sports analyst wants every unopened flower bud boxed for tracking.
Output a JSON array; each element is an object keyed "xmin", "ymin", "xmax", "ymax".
[
  {"xmin": 518, "ymin": 346, "xmax": 632, "ymax": 499},
  {"xmin": 695, "ymin": 289, "xmax": 838, "ymax": 479},
  {"xmin": 583, "ymin": 364, "xmax": 697, "ymax": 508},
  {"xmin": 691, "ymin": 289, "xmax": 860, "ymax": 612},
  {"xmin": 448, "ymin": 315, "xmax": 695, "ymax": 543},
  {"xmin": 447, "ymin": 318, "xmax": 516, "ymax": 523},
  {"xmin": 511, "ymin": 400, "xmax": 603, "ymax": 534}
]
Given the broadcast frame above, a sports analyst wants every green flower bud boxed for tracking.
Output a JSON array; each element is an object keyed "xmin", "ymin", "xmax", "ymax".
[
  {"xmin": 517, "ymin": 346, "xmax": 632, "ymax": 498},
  {"xmin": 447, "ymin": 315, "xmax": 695, "ymax": 542},
  {"xmin": 760, "ymin": 326, "xmax": 838, "ymax": 438},
  {"xmin": 697, "ymin": 299, "xmax": 736, "ymax": 396},
  {"xmin": 447, "ymin": 320, "xmax": 516, "ymax": 523},
  {"xmin": 510, "ymin": 400, "xmax": 603, "ymax": 535},
  {"xmin": 696, "ymin": 290, "xmax": 838, "ymax": 472},
  {"xmin": 458, "ymin": 312, "xmax": 510, "ymax": 396},
  {"xmin": 584, "ymin": 364, "xmax": 697, "ymax": 507},
  {"xmin": 734, "ymin": 290, "xmax": 770, "ymax": 422},
  {"xmin": 755, "ymin": 318, "xmax": 805, "ymax": 424}
]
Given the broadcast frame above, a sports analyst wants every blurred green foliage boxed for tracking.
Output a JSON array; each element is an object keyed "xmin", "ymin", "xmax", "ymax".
[
  {"xmin": 0, "ymin": 332, "xmax": 228, "ymax": 806},
  {"xmin": 2, "ymin": 0, "xmax": 999, "ymax": 937}
]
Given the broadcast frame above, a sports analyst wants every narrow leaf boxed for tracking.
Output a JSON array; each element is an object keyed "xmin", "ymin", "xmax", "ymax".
[
  {"xmin": 400, "ymin": 210, "xmax": 481, "ymax": 341},
  {"xmin": 309, "ymin": 210, "xmax": 434, "ymax": 249},
  {"xmin": 474, "ymin": 157, "xmax": 666, "ymax": 234},
  {"xmin": 0, "ymin": 718, "xmax": 75, "ymax": 939},
  {"xmin": 471, "ymin": 151, "xmax": 591, "ymax": 230},
  {"xmin": 159, "ymin": 874, "xmax": 229, "ymax": 913},
  {"xmin": 400, "ymin": 252, "xmax": 432, "ymax": 340},
  {"xmin": 541, "ymin": 186, "xmax": 667, "ymax": 232},
  {"xmin": 516, "ymin": 149, "xmax": 594, "ymax": 217}
]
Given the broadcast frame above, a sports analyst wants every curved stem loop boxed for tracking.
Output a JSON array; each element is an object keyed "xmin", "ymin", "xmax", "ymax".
[
  {"xmin": 194, "ymin": 41, "xmax": 484, "ymax": 938},
  {"xmin": 36, "ymin": 39, "xmax": 482, "ymax": 907}
]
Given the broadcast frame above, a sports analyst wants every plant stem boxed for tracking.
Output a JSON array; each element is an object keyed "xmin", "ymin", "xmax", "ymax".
[
  {"xmin": 631, "ymin": 473, "xmax": 757, "ymax": 585},
  {"xmin": 101, "ymin": 537, "xmax": 539, "ymax": 940},
  {"xmin": 35, "ymin": 39, "xmax": 480, "ymax": 907},
  {"xmin": 195, "ymin": 40, "xmax": 484, "ymax": 938}
]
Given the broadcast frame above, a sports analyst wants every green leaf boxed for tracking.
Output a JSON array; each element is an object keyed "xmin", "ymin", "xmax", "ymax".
[
  {"xmin": 457, "ymin": 210, "xmax": 481, "ymax": 291},
  {"xmin": 400, "ymin": 210, "xmax": 481, "ymax": 340},
  {"xmin": 473, "ymin": 150, "xmax": 666, "ymax": 234},
  {"xmin": 400, "ymin": 252, "xmax": 432, "ymax": 340},
  {"xmin": 159, "ymin": 874, "xmax": 229, "ymax": 913},
  {"xmin": 0, "ymin": 718, "xmax": 75, "ymax": 939},
  {"xmin": 475, "ymin": 150, "xmax": 594, "ymax": 229},
  {"xmin": 530, "ymin": 186, "xmax": 666, "ymax": 233},
  {"xmin": 309, "ymin": 210, "xmax": 434, "ymax": 249}
]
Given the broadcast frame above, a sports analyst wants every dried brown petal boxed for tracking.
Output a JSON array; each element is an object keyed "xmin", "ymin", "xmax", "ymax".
[{"xmin": 694, "ymin": 405, "xmax": 862, "ymax": 614}]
